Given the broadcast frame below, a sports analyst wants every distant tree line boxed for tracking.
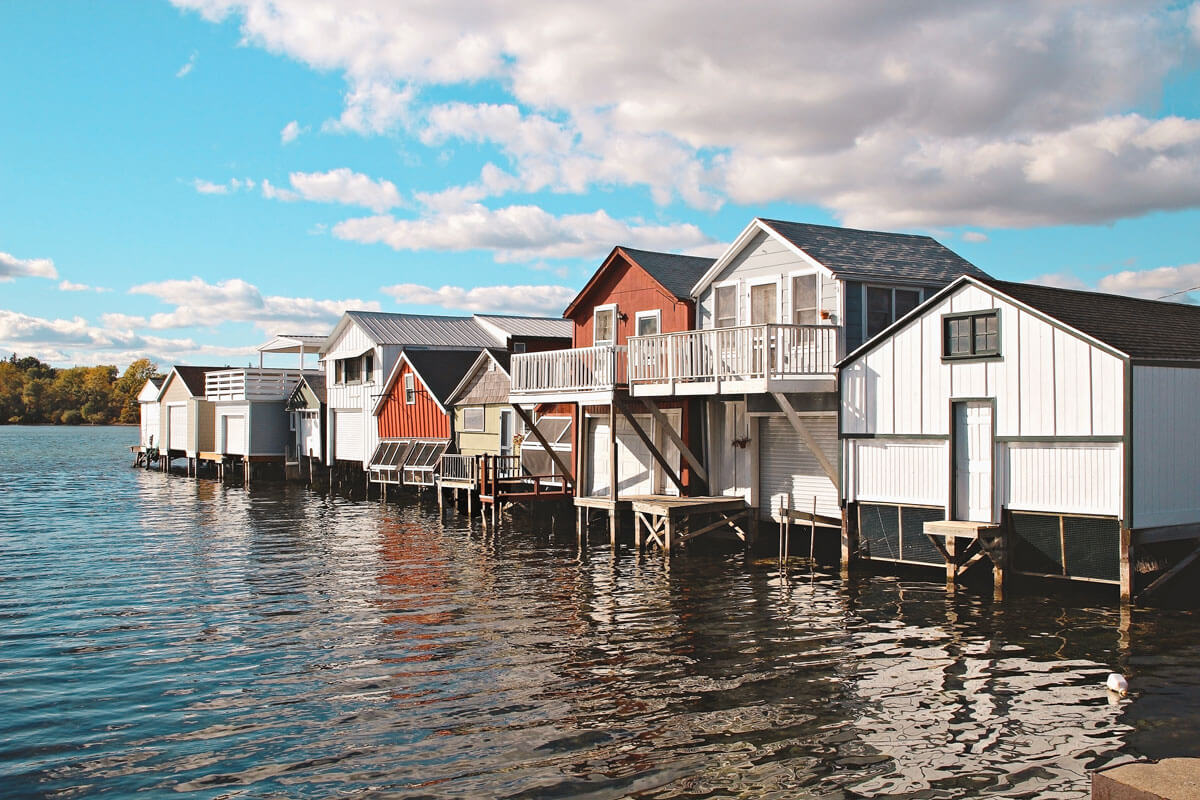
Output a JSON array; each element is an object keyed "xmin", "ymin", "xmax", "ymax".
[{"xmin": 0, "ymin": 354, "xmax": 159, "ymax": 425}]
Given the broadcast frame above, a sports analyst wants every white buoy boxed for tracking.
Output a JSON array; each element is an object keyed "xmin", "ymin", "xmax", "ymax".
[{"xmin": 1106, "ymin": 673, "xmax": 1129, "ymax": 696}]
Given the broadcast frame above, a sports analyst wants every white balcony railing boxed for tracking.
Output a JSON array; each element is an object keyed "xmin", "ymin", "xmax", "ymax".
[
  {"xmin": 205, "ymin": 369, "xmax": 313, "ymax": 402},
  {"xmin": 628, "ymin": 324, "xmax": 839, "ymax": 387},
  {"xmin": 510, "ymin": 345, "xmax": 627, "ymax": 396}
]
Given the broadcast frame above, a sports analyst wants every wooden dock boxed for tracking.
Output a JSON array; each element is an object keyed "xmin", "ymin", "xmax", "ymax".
[{"xmin": 576, "ymin": 494, "xmax": 752, "ymax": 552}]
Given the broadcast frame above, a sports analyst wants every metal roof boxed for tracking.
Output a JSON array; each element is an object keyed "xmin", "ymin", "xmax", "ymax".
[
  {"xmin": 473, "ymin": 314, "xmax": 572, "ymax": 340},
  {"xmin": 759, "ymin": 219, "xmax": 988, "ymax": 284},
  {"xmin": 340, "ymin": 311, "xmax": 503, "ymax": 349},
  {"xmin": 257, "ymin": 334, "xmax": 328, "ymax": 354}
]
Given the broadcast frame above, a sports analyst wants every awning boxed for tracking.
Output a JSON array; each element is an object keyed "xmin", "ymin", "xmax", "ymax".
[{"xmin": 369, "ymin": 439, "xmax": 415, "ymax": 471}]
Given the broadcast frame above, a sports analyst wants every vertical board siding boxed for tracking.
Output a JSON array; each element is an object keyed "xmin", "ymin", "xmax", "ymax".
[
  {"xmin": 759, "ymin": 416, "xmax": 840, "ymax": 519},
  {"xmin": 892, "ymin": 322, "xmax": 922, "ymax": 433},
  {"xmin": 1053, "ymin": 330, "xmax": 1093, "ymax": 436},
  {"xmin": 324, "ymin": 318, "xmax": 397, "ymax": 467},
  {"xmin": 377, "ymin": 362, "xmax": 451, "ymax": 439},
  {"xmin": 848, "ymin": 440, "xmax": 947, "ymax": 506},
  {"xmin": 1017, "ymin": 310, "xmax": 1056, "ymax": 437},
  {"xmin": 1132, "ymin": 366, "xmax": 1200, "ymax": 528},
  {"xmin": 572, "ymin": 254, "xmax": 693, "ymax": 346},
  {"xmin": 921, "ymin": 302, "xmax": 951, "ymax": 435},
  {"xmin": 1002, "ymin": 442, "xmax": 1122, "ymax": 516},
  {"xmin": 141, "ymin": 404, "xmax": 160, "ymax": 447}
]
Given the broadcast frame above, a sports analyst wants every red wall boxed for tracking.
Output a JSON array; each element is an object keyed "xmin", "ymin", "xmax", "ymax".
[
  {"xmin": 377, "ymin": 362, "xmax": 451, "ymax": 439},
  {"xmin": 570, "ymin": 254, "xmax": 694, "ymax": 347}
]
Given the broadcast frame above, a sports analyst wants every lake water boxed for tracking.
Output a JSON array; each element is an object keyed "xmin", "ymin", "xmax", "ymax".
[{"xmin": 1, "ymin": 425, "xmax": 1198, "ymax": 798}]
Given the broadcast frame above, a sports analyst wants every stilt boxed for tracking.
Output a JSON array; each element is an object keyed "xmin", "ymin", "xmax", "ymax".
[
  {"xmin": 1119, "ymin": 526, "xmax": 1135, "ymax": 605},
  {"xmin": 609, "ymin": 508, "xmax": 617, "ymax": 546},
  {"xmin": 945, "ymin": 535, "xmax": 959, "ymax": 589},
  {"xmin": 663, "ymin": 514, "xmax": 675, "ymax": 555},
  {"xmin": 840, "ymin": 506, "xmax": 857, "ymax": 576}
]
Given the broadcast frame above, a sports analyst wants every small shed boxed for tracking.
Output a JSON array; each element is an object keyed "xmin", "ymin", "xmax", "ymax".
[
  {"xmin": 137, "ymin": 375, "xmax": 165, "ymax": 449},
  {"xmin": 156, "ymin": 366, "xmax": 221, "ymax": 462},
  {"xmin": 840, "ymin": 275, "xmax": 1200, "ymax": 601},
  {"xmin": 286, "ymin": 373, "xmax": 327, "ymax": 465}
]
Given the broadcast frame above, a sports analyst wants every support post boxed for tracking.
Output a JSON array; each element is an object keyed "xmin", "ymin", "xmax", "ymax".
[
  {"xmin": 638, "ymin": 397, "xmax": 708, "ymax": 488},
  {"xmin": 614, "ymin": 395, "xmax": 685, "ymax": 495},
  {"xmin": 608, "ymin": 402, "xmax": 618, "ymax": 508},
  {"xmin": 945, "ymin": 535, "xmax": 959, "ymax": 588},
  {"xmin": 1120, "ymin": 527, "xmax": 1135, "ymax": 604},
  {"xmin": 771, "ymin": 392, "xmax": 839, "ymax": 491},
  {"xmin": 511, "ymin": 404, "xmax": 574, "ymax": 488},
  {"xmin": 841, "ymin": 505, "xmax": 858, "ymax": 572}
]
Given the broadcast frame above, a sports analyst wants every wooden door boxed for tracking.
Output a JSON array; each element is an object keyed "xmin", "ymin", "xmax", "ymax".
[{"xmin": 953, "ymin": 401, "xmax": 993, "ymax": 522}]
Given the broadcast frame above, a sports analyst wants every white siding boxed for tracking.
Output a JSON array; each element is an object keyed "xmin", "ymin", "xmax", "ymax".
[
  {"xmin": 334, "ymin": 409, "xmax": 364, "ymax": 463},
  {"xmin": 1132, "ymin": 366, "xmax": 1200, "ymax": 529},
  {"xmin": 758, "ymin": 416, "xmax": 839, "ymax": 520},
  {"xmin": 323, "ymin": 318, "xmax": 396, "ymax": 467},
  {"xmin": 140, "ymin": 404, "xmax": 160, "ymax": 448},
  {"xmin": 299, "ymin": 414, "xmax": 322, "ymax": 460},
  {"xmin": 841, "ymin": 281, "xmax": 1126, "ymax": 517},
  {"xmin": 846, "ymin": 439, "xmax": 947, "ymax": 506},
  {"xmin": 1000, "ymin": 442, "xmax": 1122, "ymax": 517},
  {"xmin": 585, "ymin": 412, "xmax": 681, "ymax": 498}
]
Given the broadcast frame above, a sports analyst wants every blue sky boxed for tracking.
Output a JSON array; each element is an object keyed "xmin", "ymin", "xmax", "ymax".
[{"xmin": 2, "ymin": 1, "xmax": 1199, "ymax": 367}]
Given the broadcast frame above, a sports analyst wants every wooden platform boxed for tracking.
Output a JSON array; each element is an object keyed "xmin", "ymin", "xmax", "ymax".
[
  {"xmin": 923, "ymin": 519, "xmax": 1000, "ymax": 538},
  {"xmin": 628, "ymin": 495, "xmax": 752, "ymax": 553},
  {"xmin": 922, "ymin": 519, "xmax": 1007, "ymax": 590}
]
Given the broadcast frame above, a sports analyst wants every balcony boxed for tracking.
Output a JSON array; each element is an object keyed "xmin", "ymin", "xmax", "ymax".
[
  {"xmin": 627, "ymin": 324, "xmax": 839, "ymax": 396},
  {"xmin": 205, "ymin": 369, "xmax": 316, "ymax": 402},
  {"xmin": 510, "ymin": 345, "xmax": 627, "ymax": 404}
]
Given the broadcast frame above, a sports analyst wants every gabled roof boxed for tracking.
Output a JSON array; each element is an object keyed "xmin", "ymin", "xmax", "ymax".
[
  {"xmin": 840, "ymin": 275, "xmax": 1200, "ymax": 367},
  {"xmin": 444, "ymin": 348, "xmax": 510, "ymax": 407},
  {"xmin": 257, "ymin": 334, "xmax": 327, "ymax": 354},
  {"xmin": 564, "ymin": 246, "xmax": 715, "ymax": 317},
  {"xmin": 300, "ymin": 373, "xmax": 327, "ymax": 403},
  {"xmin": 473, "ymin": 314, "xmax": 572, "ymax": 341},
  {"xmin": 693, "ymin": 218, "xmax": 987, "ymax": 294},
  {"xmin": 148, "ymin": 375, "xmax": 165, "ymax": 389},
  {"xmin": 138, "ymin": 375, "xmax": 167, "ymax": 403},
  {"xmin": 324, "ymin": 311, "xmax": 502, "ymax": 353},
  {"xmin": 166, "ymin": 365, "xmax": 223, "ymax": 397},
  {"xmin": 372, "ymin": 348, "xmax": 485, "ymax": 416}
]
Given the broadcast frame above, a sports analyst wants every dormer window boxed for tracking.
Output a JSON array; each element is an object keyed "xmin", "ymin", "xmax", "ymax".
[{"xmin": 594, "ymin": 303, "xmax": 617, "ymax": 346}]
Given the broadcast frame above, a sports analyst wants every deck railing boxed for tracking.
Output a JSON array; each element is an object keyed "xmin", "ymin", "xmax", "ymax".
[
  {"xmin": 205, "ymin": 369, "xmax": 313, "ymax": 401},
  {"xmin": 627, "ymin": 324, "xmax": 839, "ymax": 386},
  {"xmin": 438, "ymin": 453, "xmax": 478, "ymax": 484},
  {"xmin": 510, "ymin": 345, "xmax": 627, "ymax": 396}
]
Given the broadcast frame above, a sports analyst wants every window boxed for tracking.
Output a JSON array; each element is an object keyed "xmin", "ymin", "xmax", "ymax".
[
  {"xmin": 341, "ymin": 356, "xmax": 361, "ymax": 384},
  {"xmin": 866, "ymin": 286, "xmax": 925, "ymax": 339},
  {"xmin": 334, "ymin": 360, "xmax": 344, "ymax": 384},
  {"xmin": 750, "ymin": 282, "xmax": 778, "ymax": 324},
  {"xmin": 403, "ymin": 372, "xmax": 416, "ymax": 404},
  {"xmin": 635, "ymin": 310, "xmax": 661, "ymax": 337},
  {"xmin": 594, "ymin": 304, "xmax": 617, "ymax": 346},
  {"xmin": 943, "ymin": 310, "xmax": 1000, "ymax": 359},
  {"xmin": 513, "ymin": 342, "xmax": 527, "ymax": 354},
  {"xmin": 715, "ymin": 285, "xmax": 737, "ymax": 328},
  {"xmin": 362, "ymin": 352, "xmax": 374, "ymax": 383},
  {"xmin": 463, "ymin": 407, "xmax": 485, "ymax": 431},
  {"xmin": 792, "ymin": 274, "xmax": 819, "ymax": 325}
]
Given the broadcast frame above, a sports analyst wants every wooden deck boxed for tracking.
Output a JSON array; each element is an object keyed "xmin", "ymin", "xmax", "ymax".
[{"xmin": 575, "ymin": 494, "xmax": 752, "ymax": 552}]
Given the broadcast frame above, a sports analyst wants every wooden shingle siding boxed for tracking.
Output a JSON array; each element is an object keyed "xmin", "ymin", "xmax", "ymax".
[{"xmin": 456, "ymin": 367, "xmax": 509, "ymax": 405}]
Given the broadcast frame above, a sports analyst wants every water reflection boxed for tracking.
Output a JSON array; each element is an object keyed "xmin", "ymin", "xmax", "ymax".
[{"xmin": 0, "ymin": 427, "xmax": 1196, "ymax": 798}]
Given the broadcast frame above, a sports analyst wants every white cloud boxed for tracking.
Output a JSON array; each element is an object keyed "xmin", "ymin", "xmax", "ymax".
[
  {"xmin": 171, "ymin": 0, "xmax": 1200, "ymax": 228},
  {"xmin": 58, "ymin": 280, "xmax": 110, "ymax": 293},
  {"xmin": 961, "ymin": 232, "xmax": 989, "ymax": 243},
  {"xmin": 1032, "ymin": 262, "xmax": 1200, "ymax": 301},
  {"xmin": 382, "ymin": 282, "xmax": 577, "ymax": 316},
  {"xmin": 193, "ymin": 177, "xmax": 255, "ymax": 195},
  {"xmin": 260, "ymin": 178, "xmax": 299, "ymax": 202},
  {"xmin": 176, "ymin": 51, "xmax": 197, "ymax": 78},
  {"xmin": 0, "ymin": 251, "xmax": 57, "ymax": 282},
  {"xmin": 280, "ymin": 120, "xmax": 307, "ymax": 144},
  {"xmin": 121, "ymin": 276, "xmax": 380, "ymax": 332},
  {"xmin": 286, "ymin": 168, "xmax": 402, "ymax": 212},
  {"xmin": 334, "ymin": 204, "xmax": 713, "ymax": 262}
]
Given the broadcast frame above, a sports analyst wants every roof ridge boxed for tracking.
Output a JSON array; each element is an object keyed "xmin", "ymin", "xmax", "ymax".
[
  {"xmin": 760, "ymin": 217, "xmax": 936, "ymax": 241},
  {"xmin": 985, "ymin": 277, "xmax": 1200, "ymax": 313}
]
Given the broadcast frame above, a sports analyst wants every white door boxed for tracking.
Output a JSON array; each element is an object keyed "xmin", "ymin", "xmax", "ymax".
[
  {"xmin": 223, "ymin": 415, "xmax": 246, "ymax": 455},
  {"xmin": 759, "ymin": 415, "xmax": 839, "ymax": 520},
  {"xmin": 714, "ymin": 401, "xmax": 751, "ymax": 500},
  {"xmin": 589, "ymin": 417, "xmax": 611, "ymax": 497},
  {"xmin": 954, "ymin": 401, "xmax": 993, "ymax": 522},
  {"xmin": 499, "ymin": 409, "xmax": 513, "ymax": 456},
  {"xmin": 168, "ymin": 405, "xmax": 187, "ymax": 451},
  {"xmin": 616, "ymin": 415, "xmax": 654, "ymax": 496},
  {"xmin": 334, "ymin": 409, "xmax": 364, "ymax": 462}
]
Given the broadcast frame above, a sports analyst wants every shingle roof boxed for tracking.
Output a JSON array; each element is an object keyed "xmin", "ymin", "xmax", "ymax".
[
  {"xmin": 404, "ymin": 348, "xmax": 489, "ymax": 406},
  {"xmin": 473, "ymin": 314, "xmax": 572, "ymax": 340},
  {"xmin": 760, "ymin": 219, "xmax": 988, "ymax": 284},
  {"xmin": 620, "ymin": 247, "xmax": 716, "ymax": 300},
  {"xmin": 301, "ymin": 374, "xmax": 326, "ymax": 403},
  {"xmin": 147, "ymin": 376, "xmax": 165, "ymax": 389},
  {"xmin": 344, "ymin": 311, "xmax": 502, "ymax": 349},
  {"xmin": 173, "ymin": 366, "xmax": 222, "ymax": 396},
  {"xmin": 983, "ymin": 278, "xmax": 1200, "ymax": 361}
]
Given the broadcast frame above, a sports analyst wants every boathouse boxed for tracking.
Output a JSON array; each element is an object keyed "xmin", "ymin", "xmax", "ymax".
[
  {"xmin": 628, "ymin": 218, "xmax": 987, "ymax": 533},
  {"xmin": 204, "ymin": 366, "xmax": 320, "ymax": 480},
  {"xmin": 137, "ymin": 375, "xmax": 165, "ymax": 449},
  {"xmin": 285, "ymin": 373, "xmax": 326, "ymax": 470},
  {"xmin": 156, "ymin": 366, "xmax": 221, "ymax": 472},
  {"xmin": 368, "ymin": 348, "xmax": 484, "ymax": 487},
  {"xmin": 840, "ymin": 275, "xmax": 1200, "ymax": 601}
]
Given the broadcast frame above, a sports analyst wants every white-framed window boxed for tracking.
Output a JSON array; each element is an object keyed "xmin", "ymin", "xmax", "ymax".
[
  {"xmin": 593, "ymin": 303, "xmax": 618, "ymax": 346},
  {"xmin": 403, "ymin": 372, "xmax": 416, "ymax": 404},
  {"xmin": 463, "ymin": 406, "xmax": 485, "ymax": 431},
  {"xmin": 791, "ymin": 273, "xmax": 820, "ymax": 325},
  {"xmin": 634, "ymin": 309, "xmax": 661, "ymax": 337},
  {"xmin": 363, "ymin": 352, "xmax": 374, "ymax": 383},
  {"xmin": 513, "ymin": 341, "xmax": 527, "ymax": 354},
  {"xmin": 749, "ymin": 279, "xmax": 779, "ymax": 325},
  {"xmin": 334, "ymin": 360, "xmax": 344, "ymax": 384},
  {"xmin": 714, "ymin": 284, "xmax": 738, "ymax": 328},
  {"xmin": 341, "ymin": 356, "xmax": 361, "ymax": 384}
]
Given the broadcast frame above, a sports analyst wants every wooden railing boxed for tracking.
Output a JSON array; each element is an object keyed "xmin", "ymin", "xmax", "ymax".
[
  {"xmin": 627, "ymin": 324, "xmax": 839, "ymax": 385},
  {"xmin": 205, "ymin": 369, "xmax": 314, "ymax": 401},
  {"xmin": 510, "ymin": 345, "xmax": 627, "ymax": 395},
  {"xmin": 478, "ymin": 454, "xmax": 568, "ymax": 501},
  {"xmin": 438, "ymin": 454, "xmax": 478, "ymax": 484}
]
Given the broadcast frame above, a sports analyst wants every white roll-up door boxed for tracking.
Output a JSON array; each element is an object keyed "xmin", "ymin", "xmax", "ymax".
[
  {"xmin": 758, "ymin": 415, "xmax": 839, "ymax": 520},
  {"xmin": 334, "ymin": 409, "xmax": 363, "ymax": 462},
  {"xmin": 222, "ymin": 415, "xmax": 246, "ymax": 455},
  {"xmin": 168, "ymin": 405, "xmax": 187, "ymax": 451}
]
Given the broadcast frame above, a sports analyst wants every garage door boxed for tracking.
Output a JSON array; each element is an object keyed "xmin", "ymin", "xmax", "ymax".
[
  {"xmin": 587, "ymin": 414, "xmax": 659, "ymax": 497},
  {"xmin": 222, "ymin": 415, "xmax": 246, "ymax": 455},
  {"xmin": 759, "ymin": 415, "xmax": 839, "ymax": 520},
  {"xmin": 334, "ymin": 409, "xmax": 363, "ymax": 463},
  {"xmin": 168, "ymin": 405, "xmax": 187, "ymax": 451}
]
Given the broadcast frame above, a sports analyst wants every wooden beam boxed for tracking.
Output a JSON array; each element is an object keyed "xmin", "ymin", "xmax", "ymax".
[
  {"xmin": 771, "ymin": 392, "xmax": 839, "ymax": 491},
  {"xmin": 511, "ymin": 403, "xmax": 574, "ymax": 488},
  {"xmin": 609, "ymin": 403, "xmax": 618, "ymax": 503},
  {"xmin": 637, "ymin": 397, "xmax": 708, "ymax": 487},
  {"xmin": 614, "ymin": 395, "xmax": 685, "ymax": 495},
  {"xmin": 1138, "ymin": 539, "xmax": 1200, "ymax": 600}
]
